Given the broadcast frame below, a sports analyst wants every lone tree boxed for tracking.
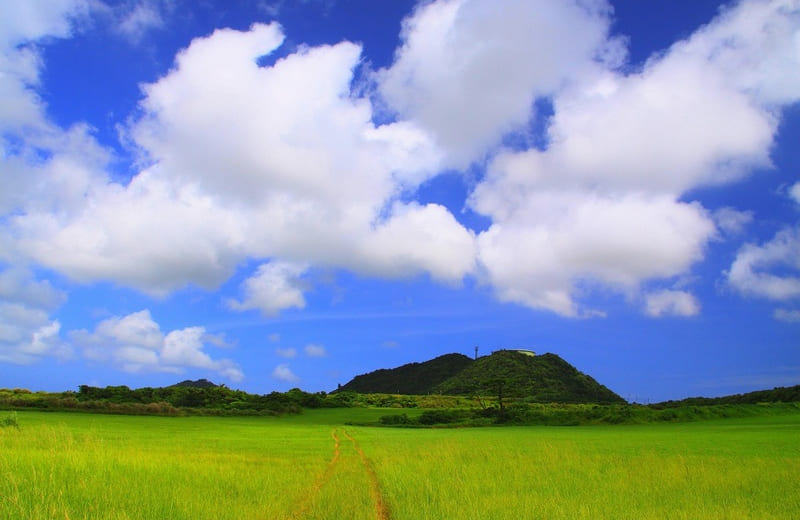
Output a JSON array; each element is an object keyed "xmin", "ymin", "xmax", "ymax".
[
  {"xmin": 470, "ymin": 376, "xmax": 510, "ymax": 411},
  {"xmin": 487, "ymin": 377, "xmax": 508, "ymax": 411}
]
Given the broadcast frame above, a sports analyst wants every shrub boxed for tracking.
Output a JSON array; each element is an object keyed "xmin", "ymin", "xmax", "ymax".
[
  {"xmin": 417, "ymin": 409, "xmax": 465, "ymax": 425},
  {"xmin": 1, "ymin": 412, "xmax": 20, "ymax": 429},
  {"xmin": 380, "ymin": 413, "xmax": 412, "ymax": 425}
]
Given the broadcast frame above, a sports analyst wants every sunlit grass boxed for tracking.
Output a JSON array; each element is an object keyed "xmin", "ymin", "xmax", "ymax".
[
  {"xmin": 0, "ymin": 414, "xmax": 335, "ymax": 519},
  {"xmin": 1, "ymin": 410, "xmax": 798, "ymax": 519},
  {"xmin": 355, "ymin": 416, "xmax": 800, "ymax": 519}
]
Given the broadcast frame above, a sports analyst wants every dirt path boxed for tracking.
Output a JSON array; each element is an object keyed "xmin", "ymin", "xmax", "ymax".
[
  {"xmin": 287, "ymin": 428, "xmax": 391, "ymax": 520},
  {"xmin": 343, "ymin": 430, "xmax": 392, "ymax": 520},
  {"xmin": 287, "ymin": 428, "xmax": 341, "ymax": 520}
]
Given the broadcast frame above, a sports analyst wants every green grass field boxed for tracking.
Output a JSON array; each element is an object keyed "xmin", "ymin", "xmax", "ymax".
[{"xmin": 1, "ymin": 409, "xmax": 799, "ymax": 519}]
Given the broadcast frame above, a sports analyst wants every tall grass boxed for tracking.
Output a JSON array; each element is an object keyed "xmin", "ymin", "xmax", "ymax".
[
  {"xmin": 353, "ymin": 415, "xmax": 800, "ymax": 519},
  {"xmin": 1, "ymin": 410, "xmax": 798, "ymax": 519},
  {"xmin": 0, "ymin": 413, "xmax": 343, "ymax": 519}
]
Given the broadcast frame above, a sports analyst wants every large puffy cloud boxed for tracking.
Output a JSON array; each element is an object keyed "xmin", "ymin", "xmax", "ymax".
[
  {"xmin": 0, "ymin": 0, "xmax": 107, "ymax": 220},
  {"xmin": 3, "ymin": 0, "xmax": 800, "ymax": 331},
  {"xmin": 681, "ymin": 0, "xmax": 800, "ymax": 107},
  {"xmin": 474, "ymin": 191, "xmax": 714, "ymax": 316},
  {"xmin": 541, "ymin": 60, "xmax": 774, "ymax": 194},
  {"xmin": 228, "ymin": 261, "xmax": 309, "ymax": 316},
  {"xmin": 0, "ymin": 2, "xmax": 95, "ymax": 364},
  {"xmin": 15, "ymin": 173, "xmax": 247, "ymax": 294},
  {"xmin": 379, "ymin": 0, "xmax": 615, "ymax": 168},
  {"xmin": 466, "ymin": 0, "xmax": 800, "ymax": 316},
  {"xmin": 11, "ymin": 22, "xmax": 476, "ymax": 298},
  {"xmin": 71, "ymin": 310, "xmax": 244, "ymax": 381}
]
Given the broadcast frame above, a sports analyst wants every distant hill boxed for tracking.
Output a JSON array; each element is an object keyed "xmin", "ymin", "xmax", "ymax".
[
  {"xmin": 337, "ymin": 350, "xmax": 625, "ymax": 404},
  {"xmin": 338, "ymin": 353, "xmax": 473, "ymax": 395},
  {"xmin": 170, "ymin": 379, "xmax": 219, "ymax": 389},
  {"xmin": 654, "ymin": 384, "xmax": 800, "ymax": 407},
  {"xmin": 434, "ymin": 351, "xmax": 624, "ymax": 403}
]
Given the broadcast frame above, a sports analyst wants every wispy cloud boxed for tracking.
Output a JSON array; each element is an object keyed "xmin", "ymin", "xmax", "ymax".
[
  {"xmin": 271, "ymin": 363, "xmax": 299, "ymax": 383},
  {"xmin": 774, "ymin": 308, "xmax": 800, "ymax": 323},
  {"xmin": 115, "ymin": 0, "xmax": 168, "ymax": 44},
  {"xmin": 644, "ymin": 290, "xmax": 700, "ymax": 318},
  {"xmin": 303, "ymin": 344, "xmax": 326, "ymax": 357},
  {"xmin": 275, "ymin": 347, "xmax": 296, "ymax": 358}
]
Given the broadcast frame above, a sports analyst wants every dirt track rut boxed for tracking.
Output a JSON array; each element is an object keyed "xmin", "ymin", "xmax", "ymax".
[
  {"xmin": 343, "ymin": 430, "xmax": 391, "ymax": 520},
  {"xmin": 287, "ymin": 428, "xmax": 390, "ymax": 520}
]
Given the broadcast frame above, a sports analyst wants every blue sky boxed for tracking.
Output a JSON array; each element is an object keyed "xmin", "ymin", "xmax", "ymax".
[{"xmin": 1, "ymin": 0, "xmax": 798, "ymax": 402}]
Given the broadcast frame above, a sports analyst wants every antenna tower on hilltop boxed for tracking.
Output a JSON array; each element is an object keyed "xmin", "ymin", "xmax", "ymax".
[{"xmin": 474, "ymin": 345, "xmax": 478, "ymax": 360}]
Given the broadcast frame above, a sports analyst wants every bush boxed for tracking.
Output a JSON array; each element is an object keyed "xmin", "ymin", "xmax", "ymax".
[
  {"xmin": 380, "ymin": 413, "xmax": 412, "ymax": 425},
  {"xmin": 417, "ymin": 409, "xmax": 465, "ymax": 425},
  {"xmin": 1, "ymin": 412, "xmax": 20, "ymax": 429}
]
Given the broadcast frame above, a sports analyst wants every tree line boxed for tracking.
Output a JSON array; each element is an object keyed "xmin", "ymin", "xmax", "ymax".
[{"xmin": 0, "ymin": 385, "xmax": 350, "ymax": 416}]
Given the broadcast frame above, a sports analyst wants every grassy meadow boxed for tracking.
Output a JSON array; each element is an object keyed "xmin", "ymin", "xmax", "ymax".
[{"xmin": 1, "ymin": 409, "xmax": 799, "ymax": 519}]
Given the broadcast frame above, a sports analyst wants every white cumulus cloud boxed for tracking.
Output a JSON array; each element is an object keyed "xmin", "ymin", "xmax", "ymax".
[
  {"xmin": 70, "ymin": 310, "xmax": 243, "ymax": 381},
  {"xmin": 229, "ymin": 262, "xmax": 309, "ymax": 316},
  {"xmin": 379, "ymin": 0, "xmax": 614, "ymax": 169},
  {"xmin": 728, "ymin": 227, "xmax": 800, "ymax": 301},
  {"xmin": 9, "ymin": 22, "xmax": 474, "ymax": 300},
  {"xmin": 1, "ymin": 0, "xmax": 799, "ymax": 329},
  {"xmin": 467, "ymin": 0, "xmax": 800, "ymax": 316}
]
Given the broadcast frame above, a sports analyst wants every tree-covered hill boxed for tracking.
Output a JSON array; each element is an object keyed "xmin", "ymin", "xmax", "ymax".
[
  {"xmin": 337, "ymin": 353, "xmax": 473, "ymax": 394},
  {"xmin": 170, "ymin": 379, "xmax": 218, "ymax": 389},
  {"xmin": 433, "ymin": 350, "xmax": 625, "ymax": 404},
  {"xmin": 336, "ymin": 350, "xmax": 625, "ymax": 404}
]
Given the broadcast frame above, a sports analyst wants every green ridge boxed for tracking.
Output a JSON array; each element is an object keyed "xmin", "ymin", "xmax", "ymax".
[
  {"xmin": 338, "ymin": 350, "xmax": 626, "ymax": 404},
  {"xmin": 337, "ymin": 353, "xmax": 473, "ymax": 395}
]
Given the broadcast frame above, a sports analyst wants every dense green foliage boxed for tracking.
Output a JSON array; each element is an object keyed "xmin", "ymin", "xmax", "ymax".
[
  {"xmin": 378, "ymin": 402, "xmax": 800, "ymax": 427},
  {"xmin": 338, "ymin": 350, "xmax": 625, "ymax": 403},
  {"xmin": 337, "ymin": 353, "xmax": 473, "ymax": 394},
  {"xmin": 433, "ymin": 351, "xmax": 625, "ymax": 403},
  {"xmin": 2, "ymin": 369, "xmax": 795, "ymax": 422},
  {"xmin": 0, "ymin": 384, "xmax": 332, "ymax": 416}
]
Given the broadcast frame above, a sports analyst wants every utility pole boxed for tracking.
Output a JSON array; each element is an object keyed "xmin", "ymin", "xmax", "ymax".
[{"xmin": 474, "ymin": 345, "xmax": 478, "ymax": 360}]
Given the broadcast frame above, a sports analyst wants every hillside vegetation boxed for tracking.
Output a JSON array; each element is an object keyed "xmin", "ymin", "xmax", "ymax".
[
  {"xmin": 339, "ymin": 350, "xmax": 625, "ymax": 404},
  {"xmin": 434, "ymin": 351, "xmax": 624, "ymax": 403},
  {"xmin": 337, "ymin": 353, "xmax": 473, "ymax": 394},
  {"xmin": 0, "ymin": 383, "xmax": 334, "ymax": 416}
]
